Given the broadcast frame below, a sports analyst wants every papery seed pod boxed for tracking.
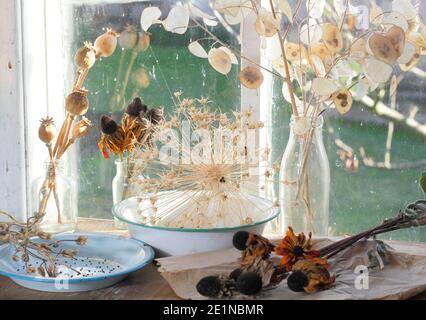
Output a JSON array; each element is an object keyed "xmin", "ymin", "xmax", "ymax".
[
  {"xmin": 235, "ymin": 272, "xmax": 263, "ymax": 296},
  {"xmin": 138, "ymin": 31, "xmax": 151, "ymax": 51},
  {"xmin": 100, "ymin": 115, "xmax": 118, "ymax": 135},
  {"xmin": 133, "ymin": 67, "xmax": 151, "ymax": 88},
  {"xmin": 240, "ymin": 66, "xmax": 264, "ymax": 89},
  {"xmin": 66, "ymin": 91, "xmax": 90, "ymax": 116},
  {"xmin": 126, "ymin": 97, "xmax": 148, "ymax": 117},
  {"xmin": 75, "ymin": 44, "xmax": 96, "ymax": 69},
  {"xmin": 38, "ymin": 266, "xmax": 46, "ymax": 277},
  {"xmin": 146, "ymin": 108, "xmax": 164, "ymax": 125},
  {"xmin": 38, "ymin": 117, "xmax": 57, "ymax": 144},
  {"xmin": 94, "ymin": 28, "xmax": 118, "ymax": 58},
  {"xmin": 119, "ymin": 25, "xmax": 138, "ymax": 50}
]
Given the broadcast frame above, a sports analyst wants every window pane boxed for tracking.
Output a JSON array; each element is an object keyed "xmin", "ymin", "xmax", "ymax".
[{"xmin": 58, "ymin": 0, "xmax": 241, "ymax": 219}]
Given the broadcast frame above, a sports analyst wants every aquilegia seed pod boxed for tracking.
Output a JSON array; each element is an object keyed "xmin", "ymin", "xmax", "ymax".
[
  {"xmin": 66, "ymin": 90, "xmax": 89, "ymax": 116},
  {"xmin": 38, "ymin": 117, "xmax": 57, "ymax": 144},
  {"xmin": 100, "ymin": 115, "xmax": 118, "ymax": 135}
]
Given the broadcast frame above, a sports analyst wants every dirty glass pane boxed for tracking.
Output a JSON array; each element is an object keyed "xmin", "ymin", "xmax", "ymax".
[{"xmin": 59, "ymin": 0, "xmax": 241, "ymax": 219}]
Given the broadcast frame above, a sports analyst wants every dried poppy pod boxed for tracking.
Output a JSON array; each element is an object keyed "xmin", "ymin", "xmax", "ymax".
[
  {"xmin": 138, "ymin": 31, "xmax": 151, "ymax": 52},
  {"xmin": 66, "ymin": 90, "xmax": 89, "ymax": 116},
  {"xmin": 94, "ymin": 28, "xmax": 118, "ymax": 58},
  {"xmin": 38, "ymin": 117, "xmax": 57, "ymax": 144},
  {"xmin": 240, "ymin": 66, "xmax": 264, "ymax": 89},
  {"xmin": 321, "ymin": 23, "xmax": 343, "ymax": 53},
  {"xmin": 74, "ymin": 43, "xmax": 96, "ymax": 69},
  {"xmin": 71, "ymin": 117, "xmax": 93, "ymax": 140},
  {"xmin": 332, "ymin": 88, "xmax": 353, "ymax": 115},
  {"xmin": 100, "ymin": 115, "xmax": 118, "ymax": 135},
  {"xmin": 119, "ymin": 25, "xmax": 138, "ymax": 50}
]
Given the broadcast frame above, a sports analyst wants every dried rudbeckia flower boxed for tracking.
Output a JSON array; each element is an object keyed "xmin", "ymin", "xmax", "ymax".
[
  {"xmin": 66, "ymin": 90, "xmax": 90, "ymax": 116},
  {"xmin": 126, "ymin": 97, "xmax": 148, "ymax": 118},
  {"xmin": 233, "ymin": 231, "xmax": 275, "ymax": 262},
  {"xmin": 38, "ymin": 117, "xmax": 57, "ymax": 144},
  {"xmin": 235, "ymin": 272, "xmax": 263, "ymax": 296},
  {"xmin": 287, "ymin": 259, "xmax": 335, "ymax": 293},
  {"xmin": 275, "ymin": 227, "xmax": 320, "ymax": 271},
  {"xmin": 240, "ymin": 66, "xmax": 264, "ymax": 89},
  {"xmin": 196, "ymin": 275, "xmax": 235, "ymax": 298}
]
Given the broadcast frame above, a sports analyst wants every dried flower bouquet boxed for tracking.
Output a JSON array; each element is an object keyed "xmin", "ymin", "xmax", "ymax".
[{"xmin": 0, "ymin": 29, "xmax": 118, "ymax": 276}]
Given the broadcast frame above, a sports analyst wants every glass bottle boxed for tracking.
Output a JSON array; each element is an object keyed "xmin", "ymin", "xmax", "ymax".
[
  {"xmin": 112, "ymin": 159, "xmax": 130, "ymax": 229},
  {"xmin": 278, "ymin": 115, "xmax": 330, "ymax": 236},
  {"xmin": 31, "ymin": 160, "xmax": 77, "ymax": 234}
]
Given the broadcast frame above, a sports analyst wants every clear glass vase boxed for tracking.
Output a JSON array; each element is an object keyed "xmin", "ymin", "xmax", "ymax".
[
  {"xmin": 31, "ymin": 160, "xmax": 77, "ymax": 234},
  {"xmin": 278, "ymin": 115, "xmax": 330, "ymax": 236},
  {"xmin": 112, "ymin": 159, "xmax": 131, "ymax": 229}
]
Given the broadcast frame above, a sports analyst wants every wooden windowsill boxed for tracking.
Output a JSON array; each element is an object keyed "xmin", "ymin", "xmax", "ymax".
[{"xmin": 0, "ymin": 218, "xmax": 425, "ymax": 300}]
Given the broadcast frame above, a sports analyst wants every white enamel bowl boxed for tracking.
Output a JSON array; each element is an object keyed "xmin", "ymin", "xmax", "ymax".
[
  {"xmin": 0, "ymin": 233, "xmax": 154, "ymax": 292},
  {"xmin": 113, "ymin": 195, "xmax": 279, "ymax": 257}
]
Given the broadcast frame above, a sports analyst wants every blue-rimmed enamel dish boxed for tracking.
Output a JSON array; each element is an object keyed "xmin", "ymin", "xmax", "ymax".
[
  {"xmin": 0, "ymin": 233, "xmax": 154, "ymax": 292},
  {"xmin": 113, "ymin": 195, "xmax": 279, "ymax": 257}
]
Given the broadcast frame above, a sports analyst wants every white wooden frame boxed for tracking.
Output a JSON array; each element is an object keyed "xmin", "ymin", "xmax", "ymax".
[{"xmin": 0, "ymin": 0, "xmax": 268, "ymax": 221}]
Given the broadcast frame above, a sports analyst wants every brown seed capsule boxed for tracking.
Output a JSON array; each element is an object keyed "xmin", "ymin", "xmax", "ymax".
[
  {"xmin": 66, "ymin": 90, "xmax": 89, "ymax": 116},
  {"xmin": 74, "ymin": 44, "xmax": 96, "ymax": 69},
  {"xmin": 138, "ymin": 31, "xmax": 151, "ymax": 51},
  {"xmin": 240, "ymin": 66, "xmax": 264, "ymax": 89},
  {"xmin": 76, "ymin": 236, "xmax": 88, "ymax": 246},
  {"xmin": 72, "ymin": 117, "xmax": 93, "ymax": 140},
  {"xmin": 38, "ymin": 117, "xmax": 57, "ymax": 144},
  {"xmin": 61, "ymin": 249, "xmax": 78, "ymax": 259},
  {"xmin": 94, "ymin": 28, "xmax": 118, "ymax": 58},
  {"xmin": 101, "ymin": 115, "xmax": 118, "ymax": 135},
  {"xmin": 119, "ymin": 25, "xmax": 139, "ymax": 50}
]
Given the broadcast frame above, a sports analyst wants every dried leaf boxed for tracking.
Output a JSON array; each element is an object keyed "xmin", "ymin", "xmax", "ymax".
[
  {"xmin": 208, "ymin": 48, "xmax": 232, "ymax": 75},
  {"xmin": 163, "ymin": 6, "xmax": 190, "ymax": 34},
  {"xmin": 188, "ymin": 41, "xmax": 208, "ymax": 58},
  {"xmin": 312, "ymin": 78, "xmax": 339, "ymax": 97},
  {"xmin": 140, "ymin": 7, "xmax": 162, "ymax": 32}
]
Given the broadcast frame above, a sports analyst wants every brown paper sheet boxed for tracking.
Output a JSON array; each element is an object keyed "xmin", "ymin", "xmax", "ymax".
[{"xmin": 157, "ymin": 238, "xmax": 426, "ymax": 300}]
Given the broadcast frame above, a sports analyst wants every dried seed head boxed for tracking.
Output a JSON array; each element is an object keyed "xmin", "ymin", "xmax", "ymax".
[
  {"xmin": 38, "ymin": 117, "xmax": 57, "ymax": 144},
  {"xmin": 66, "ymin": 90, "xmax": 90, "ymax": 116},
  {"xmin": 75, "ymin": 43, "xmax": 96, "ymax": 69},
  {"xmin": 146, "ymin": 108, "xmax": 164, "ymax": 125},
  {"xmin": 27, "ymin": 266, "xmax": 36, "ymax": 274},
  {"xmin": 287, "ymin": 271, "xmax": 309, "ymax": 292},
  {"xmin": 119, "ymin": 25, "xmax": 138, "ymax": 50},
  {"xmin": 100, "ymin": 115, "xmax": 118, "ymax": 135},
  {"xmin": 235, "ymin": 272, "xmax": 263, "ymax": 296},
  {"xmin": 38, "ymin": 266, "xmax": 46, "ymax": 277},
  {"xmin": 94, "ymin": 28, "xmax": 118, "ymax": 58},
  {"xmin": 196, "ymin": 276, "xmax": 223, "ymax": 298},
  {"xmin": 72, "ymin": 117, "xmax": 93, "ymax": 140},
  {"xmin": 232, "ymin": 231, "xmax": 250, "ymax": 250},
  {"xmin": 76, "ymin": 236, "xmax": 88, "ymax": 246},
  {"xmin": 37, "ymin": 231, "xmax": 52, "ymax": 240},
  {"xmin": 126, "ymin": 97, "xmax": 148, "ymax": 117},
  {"xmin": 61, "ymin": 249, "xmax": 78, "ymax": 259},
  {"xmin": 138, "ymin": 31, "xmax": 151, "ymax": 51}
]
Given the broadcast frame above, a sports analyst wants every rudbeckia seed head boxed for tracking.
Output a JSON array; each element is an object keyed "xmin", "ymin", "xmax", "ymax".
[
  {"xmin": 126, "ymin": 97, "xmax": 148, "ymax": 117},
  {"xmin": 287, "ymin": 271, "xmax": 309, "ymax": 292},
  {"xmin": 236, "ymin": 272, "xmax": 263, "ymax": 296},
  {"xmin": 100, "ymin": 115, "xmax": 118, "ymax": 135},
  {"xmin": 196, "ymin": 276, "xmax": 222, "ymax": 298},
  {"xmin": 232, "ymin": 231, "xmax": 250, "ymax": 251},
  {"xmin": 229, "ymin": 268, "xmax": 242, "ymax": 281},
  {"xmin": 146, "ymin": 108, "xmax": 164, "ymax": 125}
]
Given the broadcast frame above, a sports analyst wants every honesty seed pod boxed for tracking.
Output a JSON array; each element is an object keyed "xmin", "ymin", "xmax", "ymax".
[
  {"xmin": 321, "ymin": 23, "xmax": 343, "ymax": 53},
  {"xmin": 66, "ymin": 90, "xmax": 90, "ymax": 116},
  {"xmin": 38, "ymin": 117, "xmax": 57, "ymax": 144},
  {"xmin": 74, "ymin": 43, "xmax": 96, "ymax": 69},
  {"xmin": 240, "ymin": 66, "xmax": 264, "ymax": 89},
  {"xmin": 332, "ymin": 88, "xmax": 353, "ymax": 115},
  {"xmin": 94, "ymin": 28, "xmax": 118, "ymax": 58}
]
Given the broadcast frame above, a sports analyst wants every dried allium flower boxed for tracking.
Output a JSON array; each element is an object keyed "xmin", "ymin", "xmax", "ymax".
[
  {"xmin": 66, "ymin": 90, "xmax": 90, "ymax": 116},
  {"xmin": 76, "ymin": 236, "xmax": 88, "ymax": 246},
  {"xmin": 72, "ymin": 117, "xmax": 93, "ymax": 140},
  {"xmin": 38, "ymin": 117, "xmax": 57, "ymax": 144}
]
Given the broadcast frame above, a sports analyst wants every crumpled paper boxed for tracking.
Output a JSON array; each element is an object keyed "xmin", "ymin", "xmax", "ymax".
[{"xmin": 157, "ymin": 238, "xmax": 426, "ymax": 300}]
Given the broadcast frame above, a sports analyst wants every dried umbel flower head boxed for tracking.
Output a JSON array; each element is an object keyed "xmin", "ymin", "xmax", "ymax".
[
  {"xmin": 66, "ymin": 90, "xmax": 90, "ymax": 116},
  {"xmin": 61, "ymin": 249, "xmax": 78, "ymax": 259},
  {"xmin": 94, "ymin": 28, "xmax": 118, "ymax": 58},
  {"xmin": 74, "ymin": 42, "xmax": 96, "ymax": 69},
  {"xmin": 72, "ymin": 117, "xmax": 93, "ymax": 140},
  {"xmin": 126, "ymin": 97, "xmax": 148, "ymax": 117},
  {"xmin": 38, "ymin": 117, "xmax": 57, "ymax": 144}
]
